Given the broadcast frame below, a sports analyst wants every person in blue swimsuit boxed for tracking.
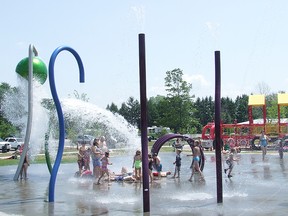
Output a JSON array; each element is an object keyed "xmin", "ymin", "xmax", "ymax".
[
  {"xmin": 260, "ymin": 130, "xmax": 269, "ymax": 161},
  {"xmin": 188, "ymin": 140, "xmax": 204, "ymax": 182}
]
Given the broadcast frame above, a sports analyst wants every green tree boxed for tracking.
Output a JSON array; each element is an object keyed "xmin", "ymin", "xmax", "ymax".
[
  {"xmin": 234, "ymin": 94, "xmax": 249, "ymax": 123},
  {"xmin": 266, "ymin": 93, "xmax": 278, "ymax": 121},
  {"xmin": 221, "ymin": 97, "xmax": 235, "ymax": 123},
  {"xmin": 118, "ymin": 97, "xmax": 140, "ymax": 128},
  {"xmin": 193, "ymin": 96, "xmax": 214, "ymax": 131},
  {"xmin": 161, "ymin": 68, "xmax": 195, "ymax": 133},
  {"xmin": 106, "ymin": 102, "xmax": 119, "ymax": 114},
  {"xmin": 147, "ymin": 96, "xmax": 164, "ymax": 127}
]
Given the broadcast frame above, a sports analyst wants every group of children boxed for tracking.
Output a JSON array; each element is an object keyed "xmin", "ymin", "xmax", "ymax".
[
  {"xmin": 133, "ymin": 150, "xmax": 166, "ymax": 183},
  {"xmin": 172, "ymin": 140, "xmax": 205, "ymax": 181},
  {"xmin": 133, "ymin": 139, "xmax": 206, "ymax": 183},
  {"xmin": 76, "ymin": 136, "xmax": 242, "ymax": 184},
  {"xmin": 77, "ymin": 136, "xmax": 111, "ymax": 183},
  {"xmin": 173, "ymin": 138, "xmax": 239, "ymax": 180}
]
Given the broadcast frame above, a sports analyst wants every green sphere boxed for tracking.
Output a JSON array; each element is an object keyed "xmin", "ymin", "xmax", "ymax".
[{"xmin": 16, "ymin": 57, "xmax": 47, "ymax": 85}]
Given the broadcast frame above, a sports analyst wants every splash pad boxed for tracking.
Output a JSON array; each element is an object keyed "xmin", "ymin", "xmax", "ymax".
[
  {"xmin": 0, "ymin": 152, "xmax": 287, "ymax": 215},
  {"xmin": 2, "ymin": 35, "xmax": 287, "ymax": 215}
]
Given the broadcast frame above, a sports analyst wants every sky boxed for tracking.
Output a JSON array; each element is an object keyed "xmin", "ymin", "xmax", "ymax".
[{"xmin": 1, "ymin": 0, "xmax": 288, "ymax": 108}]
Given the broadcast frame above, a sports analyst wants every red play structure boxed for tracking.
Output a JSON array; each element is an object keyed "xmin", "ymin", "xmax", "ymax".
[{"xmin": 201, "ymin": 94, "xmax": 288, "ymax": 150}]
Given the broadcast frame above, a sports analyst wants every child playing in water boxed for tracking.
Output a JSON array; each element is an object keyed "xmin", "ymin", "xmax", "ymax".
[
  {"xmin": 148, "ymin": 153, "xmax": 154, "ymax": 182},
  {"xmin": 279, "ymin": 138, "xmax": 284, "ymax": 159},
  {"xmin": 132, "ymin": 150, "xmax": 142, "ymax": 181},
  {"xmin": 83, "ymin": 147, "xmax": 91, "ymax": 171},
  {"xmin": 188, "ymin": 140, "xmax": 205, "ymax": 182},
  {"xmin": 96, "ymin": 152, "xmax": 112, "ymax": 184},
  {"xmin": 172, "ymin": 149, "xmax": 182, "ymax": 178},
  {"xmin": 260, "ymin": 130, "xmax": 269, "ymax": 161},
  {"xmin": 77, "ymin": 143, "xmax": 86, "ymax": 174},
  {"xmin": 153, "ymin": 153, "xmax": 162, "ymax": 179},
  {"xmin": 110, "ymin": 167, "xmax": 136, "ymax": 182},
  {"xmin": 224, "ymin": 148, "xmax": 238, "ymax": 178},
  {"xmin": 153, "ymin": 171, "xmax": 172, "ymax": 177},
  {"xmin": 20, "ymin": 144, "xmax": 29, "ymax": 180}
]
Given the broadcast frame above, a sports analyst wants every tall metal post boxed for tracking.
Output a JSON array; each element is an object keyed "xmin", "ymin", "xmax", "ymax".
[
  {"xmin": 138, "ymin": 33, "xmax": 150, "ymax": 213},
  {"xmin": 14, "ymin": 44, "xmax": 38, "ymax": 181},
  {"xmin": 215, "ymin": 50, "xmax": 223, "ymax": 203}
]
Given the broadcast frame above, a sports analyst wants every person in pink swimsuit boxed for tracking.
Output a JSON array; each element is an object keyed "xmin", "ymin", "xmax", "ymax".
[{"xmin": 96, "ymin": 152, "xmax": 112, "ymax": 184}]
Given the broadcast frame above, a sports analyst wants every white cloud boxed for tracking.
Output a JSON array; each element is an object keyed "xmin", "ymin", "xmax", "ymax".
[
  {"xmin": 147, "ymin": 85, "xmax": 166, "ymax": 97},
  {"xmin": 183, "ymin": 74, "xmax": 210, "ymax": 87},
  {"xmin": 205, "ymin": 21, "xmax": 220, "ymax": 36}
]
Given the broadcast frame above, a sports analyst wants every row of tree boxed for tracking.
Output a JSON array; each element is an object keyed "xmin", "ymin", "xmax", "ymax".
[
  {"xmin": 1, "ymin": 68, "xmax": 288, "ymax": 138},
  {"xmin": 107, "ymin": 68, "xmax": 288, "ymax": 134}
]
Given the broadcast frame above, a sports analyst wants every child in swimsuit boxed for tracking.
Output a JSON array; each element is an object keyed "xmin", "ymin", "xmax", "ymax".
[
  {"xmin": 20, "ymin": 144, "xmax": 29, "ymax": 180},
  {"xmin": 224, "ymin": 148, "xmax": 238, "ymax": 178},
  {"xmin": 110, "ymin": 167, "xmax": 136, "ymax": 182},
  {"xmin": 96, "ymin": 152, "xmax": 112, "ymax": 184},
  {"xmin": 260, "ymin": 130, "xmax": 269, "ymax": 160},
  {"xmin": 132, "ymin": 150, "xmax": 142, "ymax": 181},
  {"xmin": 188, "ymin": 140, "xmax": 204, "ymax": 182},
  {"xmin": 148, "ymin": 154, "xmax": 154, "ymax": 182},
  {"xmin": 83, "ymin": 147, "xmax": 91, "ymax": 171},
  {"xmin": 152, "ymin": 153, "xmax": 162, "ymax": 179},
  {"xmin": 77, "ymin": 143, "xmax": 86, "ymax": 174},
  {"xmin": 172, "ymin": 149, "xmax": 182, "ymax": 178}
]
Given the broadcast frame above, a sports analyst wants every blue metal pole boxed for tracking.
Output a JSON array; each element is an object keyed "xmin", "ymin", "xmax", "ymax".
[{"xmin": 48, "ymin": 46, "xmax": 85, "ymax": 202}]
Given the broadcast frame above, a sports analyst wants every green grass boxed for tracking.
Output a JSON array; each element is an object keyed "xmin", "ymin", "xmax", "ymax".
[
  {"xmin": 0, "ymin": 141, "xmax": 176, "ymax": 167},
  {"xmin": 0, "ymin": 152, "xmax": 78, "ymax": 166},
  {"xmin": 0, "ymin": 154, "xmax": 77, "ymax": 166}
]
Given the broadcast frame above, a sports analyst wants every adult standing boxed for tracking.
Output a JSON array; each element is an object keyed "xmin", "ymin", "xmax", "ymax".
[
  {"xmin": 91, "ymin": 138, "xmax": 102, "ymax": 178},
  {"xmin": 99, "ymin": 136, "xmax": 108, "ymax": 153}
]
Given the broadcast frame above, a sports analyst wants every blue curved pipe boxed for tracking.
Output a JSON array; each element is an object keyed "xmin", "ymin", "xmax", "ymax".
[{"xmin": 48, "ymin": 46, "xmax": 85, "ymax": 202}]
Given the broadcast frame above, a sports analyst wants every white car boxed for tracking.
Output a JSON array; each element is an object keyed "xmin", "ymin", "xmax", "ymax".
[
  {"xmin": 5, "ymin": 137, "xmax": 24, "ymax": 150},
  {"xmin": 0, "ymin": 138, "xmax": 11, "ymax": 152}
]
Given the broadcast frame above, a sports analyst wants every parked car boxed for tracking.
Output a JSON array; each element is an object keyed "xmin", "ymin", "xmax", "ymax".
[
  {"xmin": 0, "ymin": 138, "xmax": 11, "ymax": 152},
  {"xmin": 77, "ymin": 135, "xmax": 95, "ymax": 145},
  {"xmin": 5, "ymin": 137, "xmax": 24, "ymax": 150}
]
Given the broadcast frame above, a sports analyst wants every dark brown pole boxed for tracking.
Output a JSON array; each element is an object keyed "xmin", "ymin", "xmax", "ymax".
[
  {"xmin": 138, "ymin": 33, "xmax": 150, "ymax": 213},
  {"xmin": 215, "ymin": 50, "xmax": 223, "ymax": 203}
]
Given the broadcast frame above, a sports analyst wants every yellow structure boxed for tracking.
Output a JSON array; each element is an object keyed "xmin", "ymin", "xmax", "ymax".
[
  {"xmin": 278, "ymin": 93, "xmax": 288, "ymax": 105},
  {"xmin": 277, "ymin": 93, "xmax": 288, "ymax": 134},
  {"xmin": 248, "ymin": 94, "xmax": 265, "ymax": 106}
]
